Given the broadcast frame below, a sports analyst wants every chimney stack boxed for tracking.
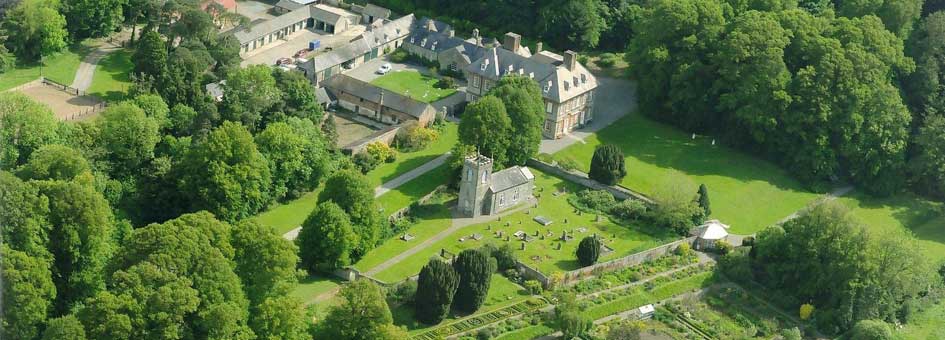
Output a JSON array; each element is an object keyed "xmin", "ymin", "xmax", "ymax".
[
  {"xmin": 564, "ymin": 50, "xmax": 577, "ymax": 71},
  {"xmin": 426, "ymin": 20, "xmax": 436, "ymax": 32},
  {"xmin": 503, "ymin": 32, "xmax": 521, "ymax": 53},
  {"xmin": 535, "ymin": 42, "xmax": 543, "ymax": 53},
  {"xmin": 448, "ymin": 29, "xmax": 455, "ymax": 38}
]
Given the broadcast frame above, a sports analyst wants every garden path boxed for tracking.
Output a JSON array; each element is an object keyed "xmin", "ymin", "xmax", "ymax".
[{"xmin": 71, "ymin": 34, "xmax": 127, "ymax": 91}]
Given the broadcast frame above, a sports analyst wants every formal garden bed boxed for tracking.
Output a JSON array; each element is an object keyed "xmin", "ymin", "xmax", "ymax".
[
  {"xmin": 561, "ymin": 250, "xmax": 700, "ymax": 296},
  {"xmin": 411, "ymin": 297, "xmax": 549, "ymax": 340}
]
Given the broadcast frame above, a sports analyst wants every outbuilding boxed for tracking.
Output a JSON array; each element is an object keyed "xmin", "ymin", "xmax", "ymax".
[{"xmin": 690, "ymin": 219, "xmax": 730, "ymax": 250}]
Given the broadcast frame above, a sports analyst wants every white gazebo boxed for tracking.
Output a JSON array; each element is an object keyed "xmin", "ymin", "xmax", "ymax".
[{"xmin": 690, "ymin": 219, "xmax": 730, "ymax": 250}]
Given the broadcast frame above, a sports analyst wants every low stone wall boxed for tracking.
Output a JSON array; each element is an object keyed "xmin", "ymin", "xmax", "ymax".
[
  {"xmin": 342, "ymin": 123, "xmax": 403, "ymax": 155},
  {"xmin": 516, "ymin": 260, "xmax": 550, "ymax": 287},
  {"xmin": 526, "ymin": 159, "xmax": 653, "ymax": 204},
  {"xmin": 558, "ymin": 237, "xmax": 697, "ymax": 286},
  {"xmin": 387, "ymin": 185, "xmax": 448, "ymax": 222}
]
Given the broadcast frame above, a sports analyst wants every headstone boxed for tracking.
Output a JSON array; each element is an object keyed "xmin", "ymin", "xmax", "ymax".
[
  {"xmin": 534, "ymin": 230, "xmax": 540, "ymax": 236},
  {"xmin": 506, "ymin": 235, "xmax": 511, "ymax": 242},
  {"xmin": 506, "ymin": 221, "xmax": 511, "ymax": 227},
  {"xmin": 564, "ymin": 218, "xmax": 568, "ymax": 224},
  {"xmin": 487, "ymin": 225, "xmax": 491, "ymax": 230},
  {"xmin": 520, "ymin": 242, "xmax": 526, "ymax": 250},
  {"xmin": 540, "ymin": 234, "xmax": 545, "ymax": 240},
  {"xmin": 712, "ymin": 139, "xmax": 716, "ymax": 145},
  {"xmin": 557, "ymin": 242, "xmax": 562, "ymax": 250}
]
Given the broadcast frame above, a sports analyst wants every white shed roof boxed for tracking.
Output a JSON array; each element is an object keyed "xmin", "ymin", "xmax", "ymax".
[
  {"xmin": 638, "ymin": 304, "xmax": 655, "ymax": 314},
  {"xmin": 691, "ymin": 219, "xmax": 730, "ymax": 240}
]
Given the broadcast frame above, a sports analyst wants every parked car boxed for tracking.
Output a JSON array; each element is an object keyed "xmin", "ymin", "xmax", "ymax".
[
  {"xmin": 294, "ymin": 48, "xmax": 311, "ymax": 58},
  {"xmin": 377, "ymin": 63, "xmax": 392, "ymax": 74},
  {"xmin": 276, "ymin": 57, "xmax": 293, "ymax": 66}
]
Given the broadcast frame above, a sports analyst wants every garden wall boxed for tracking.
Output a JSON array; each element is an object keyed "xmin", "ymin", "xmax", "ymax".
[
  {"xmin": 342, "ymin": 123, "xmax": 404, "ymax": 155},
  {"xmin": 387, "ymin": 185, "xmax": 448, "ymax": 221},
  {"xmin": 557, "ymin": 237, "xmax": 697, "ymax": 286},
  {"xmin": 526, "ymin": 159, "xmax": 653, "ymax": 204}
]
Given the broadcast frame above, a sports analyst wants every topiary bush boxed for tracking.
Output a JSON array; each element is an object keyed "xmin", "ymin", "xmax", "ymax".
[
  {"xmin": 589, "ymin": 144, "xmax": 626, "ymax": 185},
  {"xmin": 576, "ymin": 236, "xmax": 602, "ymax": 267}
]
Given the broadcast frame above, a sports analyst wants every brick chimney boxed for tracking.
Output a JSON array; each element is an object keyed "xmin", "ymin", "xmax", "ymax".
[
  {"xmin": 535, "ymin": 42, "xmax": 543, "ymax": 53},
  {"xmin": 503, "ymin": 32, "xmax": 521, "ymax": 53},
  {"xmin": 564, "ymin": 50, "xmax": 577, "ymax": 71}
]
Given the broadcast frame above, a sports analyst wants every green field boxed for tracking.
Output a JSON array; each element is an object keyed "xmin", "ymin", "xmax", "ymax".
[
  {"xmin": 252, "ymin": 190, "xmax": 321, "ymax": 235},
  {"xmin": 376, "ymin": 163, "xmax": 451, "ymax": 215},
  {"xmin": 370, "ymin": 70, "xmax": 457, "ymax": 103},
  {"xmin": 290, "ymin": 274, "xmax": 342, "ymax": 305},
  {"xmin": 392, "ymin": 274, "xmax": 529, "ymax": 334},
  {"xmin": 839, "ymin": 192, "xmax": 945, "ymax": 263},
  {"xmin": 87, "ymin": 49, "xmax": 133, "ymax": 102},
  {"xmin": 554, "ymin": 112, "xmax": 823, "ymax": 234},
  {"xmin": 0, "ymin": 44, "xmax": 91, "ymax": 91},
  {"xmin": 366, "ymin": 123, "xmax": 458, "ymax": 187},
  {"xmin": 897, "ymin": 300, "xmax": 945, "ymax": 340},
  {"xmin": 372, "ymin": 168, "xmax": 675, "ymax": 282}
]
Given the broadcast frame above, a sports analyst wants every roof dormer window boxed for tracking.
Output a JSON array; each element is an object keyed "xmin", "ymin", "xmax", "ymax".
[
  {"xmin": 481, "ymin": 59, "xmax": 489, "ymax": 71},
  {"xmin": 543, "ymin": 81, "xmax": 551, "ymax": 93}
]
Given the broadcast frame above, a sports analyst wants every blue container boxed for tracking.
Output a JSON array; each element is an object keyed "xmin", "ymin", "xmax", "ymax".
[{"xmin": 309, "ymin": 40, "xmax": 321, "ymax": 50}]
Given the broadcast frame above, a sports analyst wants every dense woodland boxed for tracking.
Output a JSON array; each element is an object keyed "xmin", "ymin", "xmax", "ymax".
[{"xmin": 2, "ymin": 0, "xmax": 945, "ymax": 339}]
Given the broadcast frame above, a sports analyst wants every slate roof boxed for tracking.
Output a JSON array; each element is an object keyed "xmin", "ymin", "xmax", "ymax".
[
  {"xmin": 466, "ymin": 47, "xmax": 597, "ymax": 103},
  {"xmin": 304, "ymin": 14, "xmax": 415, "ymax": 73},
  {"xmin": 274, "ymin": 0, "xmax": 314, "ymax": 11},
  {"xmin": 361, "ymin": 4, "xmax": 391, "ymax": 20},
  {"xmin": 489, "ymin": 166, "xmax": 533, "ymax": 193},
  {"xmin": 233, "ymin": 5, "xmax": 312, "ymax": 44},
  {"xmin": 311, "ymin": 4, "xmax": 356, "ymax": 25},
  {"xmin": 324, "ymin": 74, "xmax": 434, "ymax": 120}
]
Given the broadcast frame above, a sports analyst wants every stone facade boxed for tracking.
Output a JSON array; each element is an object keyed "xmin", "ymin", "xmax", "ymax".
[{"xmin": 458, "ymin": 155, "xmax": 534, "ymax": 217}]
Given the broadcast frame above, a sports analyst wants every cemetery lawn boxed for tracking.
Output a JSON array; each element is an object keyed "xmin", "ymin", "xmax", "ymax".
[
  {"xmin": 87, "ymin": 49, "xmax": 133, "ymax": 102},
  {"xmin": 370, "ymin": 70, "xmax": 457, "ymax": 103},
  {"xmin": 391, "ymin": 273, "xmax": 529, "ymax": 334},
  {"xmin": 366, "ymin": 123, "xmax": 458, "ymax": 187},
  {"xmin": 354, "ymin": 193, "xmax": 454, "ymax": 272},
  {"xmin": 838, "ymin": 191, "xmax": 945, "ymax": 264},
  {"xmin": 553, "ymin": 112, "xmax": 823, "ymax": 234},
  {"xmin": 372, "ymin": 168, "xmax": 676, "ymax": 282},
  {"xmin": 0, "ymin": 43, "xmax": 91, "ymax": 91}
]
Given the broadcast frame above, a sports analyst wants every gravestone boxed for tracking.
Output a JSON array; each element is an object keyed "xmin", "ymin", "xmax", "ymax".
[{"xmin": 521, "ymin": 242, "xmax": 526, "ymax": 250}]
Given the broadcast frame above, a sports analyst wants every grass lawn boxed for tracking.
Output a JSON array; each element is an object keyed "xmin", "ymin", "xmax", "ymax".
[
  {"xmin": 897, "ymin": 300, "xmax": 945, "ymax": 340},
  {"xmin": 252, "ymin": 190, "xmax": 321, "ymax": 235},
  {"xmin": 355, "ymin": 193, "xmax": 453, "ymax": 273},
  {"xmin": 370, "ymin": 70, "xmax": 457, "ymax": 103},
  {"xmin": 376, "ymin": 163, "xmax": 451, "ymax": 215},
  {"xmin": 391, "ymin": 274, "xmax": 529, "ymax": 334},
  {"xmin": 290, "ymin": 274, "xmax": 342, "ymax": 306},
  {"xmin": 0, "ymin": 44, "xmax": 91, "ymax": 91},
  {"xmin": 372, "ymin": 168, "xmax": 676, "ymax": 282},
  {"xmin": 87, "ymin": 49, "xmax": 133, "ymax": 102},
  {"xmin": 494, "ymin": 324, "xmax": 555, "ymax": 340},
  {"xmin": 838, "ymin": 191, "xmax": 945, "ymax": 264},
  {"xmin": 366, "ymin": 123, "xmax": 458, "ymax": 187},
  {"xmin": 554, "ymin": 112, "xmax": 823, "ymax": 234}
]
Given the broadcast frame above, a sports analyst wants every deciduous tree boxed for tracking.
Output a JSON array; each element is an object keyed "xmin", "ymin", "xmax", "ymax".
[
  {"xmin": 61, "ymin": 0, "xmax": 126, "ymax": 39},
  {"xmin": 133, "ymin": 30, "xmax": 168, "ymax": 83},
  {"xmin": 458, "ymin": 96, "xmax": 511, "ymax": 168},
  {"xmin": 0, "ymin": 92, "xmax": 61, "ymax": 169},
  {"xmin": 98, "ymin": 102, "xmax": 160, "ymax": 177},
  {"xmin": 909, "ymin": 115, "xmax": 945, "ymax": 199},
  {"xmin": 297, "ymin": 201, "xmax": 357, "ymax": 273},
  {"xmin": 314, "ymin": 280, "xmax": 406, "ymax": 340},
  {"xmin": 1, "ymin": 0, "xmax": 68, "ymax": 60},
  {"xmin": 318, "ymin": 169, "xmax": 381, "ymax": 258},
  {"xmin": 41, "ymin": 315, "xmax": 88, "ymax": 340},
  {"xmin": 488, "ymin": 76, "xmax": 545, "ymax": 166},
  {"xmin": 1, "ymin": 245, "xmax": 56, "ymax": 340},
  {"xmin": 16, "ymin": 145, "xmax": 92, "ymax": 182}
]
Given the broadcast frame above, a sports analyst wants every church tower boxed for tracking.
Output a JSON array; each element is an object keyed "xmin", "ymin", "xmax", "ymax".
[{"xmin": 458, "ymin": 154, "xmax": 493, "ymax": 217}]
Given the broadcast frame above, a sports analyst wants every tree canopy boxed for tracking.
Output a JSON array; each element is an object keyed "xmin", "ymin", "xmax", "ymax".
[
  {"xmin": 297, "ymin": 201, "xmax": 358, "ymax": 273},
  {"xmin": 318, "ymin": 169, "xmax": 382, "ymax": 258},
  {"xmin": 314, "ymin": 280, "xmax": 408, "ymax": 340},
  {"xmin": 451, "ymin": 249, "xmax": 496, "ymax": 313},
  {"xmin": 458, "ymin": 96, "xmax": 512, "ymax": 168},
  {"xmin": 415, "ymin": 259, "xmax": 460, "ymax": 324},
  {"xmin": 1, "ymin": 0, "xmax": 68, "ymax": 60}
]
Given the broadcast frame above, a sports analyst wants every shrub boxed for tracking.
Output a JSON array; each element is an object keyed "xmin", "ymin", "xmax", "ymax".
[
  {"xmin": 389, "ymin": 49, "xmax": 408, "ymax": 63},
  {"xmin": 388, "ymin": 280, "xmax": 418, "ymax": 307},
  {"xmin": 352, "ymin": 152, "xmax": 379, "ymax": 173},
  {"xmin": 589, "ymin": 144, "xmax": 627, "ymax": 185},
  {"xmin": 436, "ymin": 76, "xmax": 456, "ymax": 89},
  {"xmin": 741, "ymin": 236, "xmax": 755, "ymax": 247},
  {"xmin": 556, "ymin": 156, "xmax": 580, "ymax": 171},
  {"xmin": 397, "ymin": 125, "xmax": 439, "ymax": 151},
  {"xmin": 571, "ymin": 190, "xmax": 618, "ymax": 213},
  {"xmin": 577, "ymin": 55, "xmax": 589, "ymax": 65},
  {"xmin": 366, "ymin": 142, "xmax": 396, "ymax": 163},
  {"xmin": 715, "ymin": 240, "xmax": 733, "ymax": 255},
  {"xmin": 799, "ymin": 303, "xmax": 815, "ymax": 320},
  {"xmin": 482, "ymin": 243, "xmax": 517, "ymax": 271},
  {"xmin": 610, "ymin": 199, "xmax": 647, "ymax": 220},
  {"xmin": 576, "ymin": 236, "xmax": 602, "ymax": 267},
  {"xmin": 780, "ymin": 327, "xmax": 802, "ymax": 340},
  {"xmin": 674, "ymin": 243, "xmax": 692, "ymax": 257},
  {"xmin": 503, "ymin": 268, "xmax": 522, "ymax": 283},
  {"xmin": 596, "ymin": 53, "xmax": 618, "ymax": 68},
  {"xmin": 849, "ymin": 320, "xmax": 893, "ymax": 340},
  {"xmin": 524, "ymin": 280, "xmax": 543, "ymax": 295}
]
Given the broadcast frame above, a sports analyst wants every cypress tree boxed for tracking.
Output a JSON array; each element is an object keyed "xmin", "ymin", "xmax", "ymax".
[
  {"xmin": 697, "ymin": 184, "xmax": 711, "ymax": 217},
  {"xmin": 588, "ymin": 144, "xmax": 626, "ymax": 185},
  {"xmin": 452, "ymin": 249, "xmax": 496, "ymax": 313},
  {"xmin": 576, "ymin": 236, "xmax": 601, "ymax": 267},
  {"xmin": 415, "ymin": 259, "xmax": 460, "ymax": 324}
]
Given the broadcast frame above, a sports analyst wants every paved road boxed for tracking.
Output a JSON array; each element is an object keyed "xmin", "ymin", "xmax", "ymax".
[
  {"xmin": 362, "ymin": 197, "xmax": 537, "ymax": 276},
  {"xmin": 72, "ymin": 46, "xmax": 119, "ymax": 91},
  {"xmin": 539, "ymin": 77, "xmax": 637, "ymax": 154}
]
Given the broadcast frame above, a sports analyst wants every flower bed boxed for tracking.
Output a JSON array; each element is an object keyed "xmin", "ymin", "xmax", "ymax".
[{"xmin": 562, "ymin": 252, "xmax": 699, "ymax": 295}]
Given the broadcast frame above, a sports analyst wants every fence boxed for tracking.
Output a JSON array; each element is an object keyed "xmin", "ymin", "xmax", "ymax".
[
  {"xmin": 526, "ymin": 158, "xmax": 653, "ymax": 204},
  {"xmin": 43, "ymin": 77, "xmax": 87, "ymax": 96},
  {"xmin": 40, "ymin": 78, "xmax": 109, "ymax": 121}
]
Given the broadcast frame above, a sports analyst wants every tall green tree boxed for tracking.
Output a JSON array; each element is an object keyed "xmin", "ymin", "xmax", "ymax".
[
  {"xmin": 538, "ymin": 0, "xmax": 606, "ymax": 50},
  {"xmin": 231, "ymin": 221, "xmax": 299, "ymax": 308},
  {"xmin": 697, "ymin": 184, "xmax": 711, "ymax": 217},
  {"xmin": 1, "ymin": 245, "xmax": 57, "ymax": 340},
  {"xmin": 222, "ymin": 65, "xmax": 282, "ymax": 131},
  {"xmin": 905, "ymin": 11, "xmax": 945, "ymax": 118},
  {"xmin": 0, "ymin": 172, "xmax": 51, "ymax": 260},
  {"xmin": 296, "ymin": 201, "xmax": 358, "ymax": 273},
  {"xmin": 179, "ymin": 121, "xmax": 272, "ymax": 222},
  {"xmin": 588, "ymin": 144, "xmax": 627, "ymax": 185},
  {"xmin": 848, "ymin": 320, "xmax": 894, "ymax": 340},
  {"xmin": 0, "ymin": 92, "xmax": 61, "ymax": 169},
  {"xmin": 318, "ymin": 169, "xmax": 381, "ymax": 258},
  {"xmin": 34, "ymin": 179, "xmax": 114, "ymax": 312},
  {"xmin": 415, "ymin": 259, "xmax": 460, "ymax": 324},
  {"xmin": 133, "ymin": 30, "xmax": 168, "ymax": 83},
  {"xmin": 98, "ymin": 102, "xmax": 160, "ymax": 177},
  {"xmin": 458, "ymin": 96, "xmax": 512, "ymax": 167},
  {"xmin": 487, "ymin": 76, "xmax": 545, "ymax": 166},
  {"xmin": 909, "ymin": 115, "xmax": 945, "ymax": 199},
  {"xmin": 1, "ymin": 0, "xmax": 68, "ymax": 60},
  {"xmin": 835, "ymin": 0, "xmax": 924, "ymax": 37},
  {"xmin": 451, "ymin": 249, "xmax": 496, "ymax": 313},
  {"xmin": 256, "ymin": 119, "xmax": 329, "ymax": 201},
  {"xmin": 576, "ymin": 236, "xmax": 601, "ymax": 266},
  {"xmin": 41, "ymin": 315, "xmax": 88, "ymax": 340},
  {"xmin": 314, "ymin": 279, "xmax": 407, "ymax": 340},
  {"xmin": 17, "ymin": 145, "xmax": 92, "ymax": 182},
  {"xmin": 271, "ymin": 68, "xmax": 324, "ymax": 124},
  {"xmin": 251, "ymin": 296, "xmax": 309, "ymax": 340},
  {"xmin": 61, "ymin": 0, "xmax": 126, "ymax": 39}
]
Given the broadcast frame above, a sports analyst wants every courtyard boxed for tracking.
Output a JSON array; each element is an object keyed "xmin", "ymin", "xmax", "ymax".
[
  {"xmin": 370, "ymin": 70, "xmax": 457, "ymax": 104},
  {"xmin": 333, "ymin": 113, "xmax": 379, "ymax": 147}
]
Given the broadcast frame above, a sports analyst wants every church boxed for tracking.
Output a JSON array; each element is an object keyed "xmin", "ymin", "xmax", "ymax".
[{"xmin": 458, "ymin": 154, "xmax": 535, "ymax": 217}]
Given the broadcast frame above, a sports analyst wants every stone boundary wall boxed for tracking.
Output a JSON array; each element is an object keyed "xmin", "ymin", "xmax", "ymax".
[
  {"xmin": 526, "ymin": 158, "xmax": 653, "ymax": 204},
  {"xmin": 342, "ymin": 123, "xmax": 404, "ymax": 155},
  {"xmin": 387, "ymin": 185, "xmax": 448, "ymax": 222}
]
